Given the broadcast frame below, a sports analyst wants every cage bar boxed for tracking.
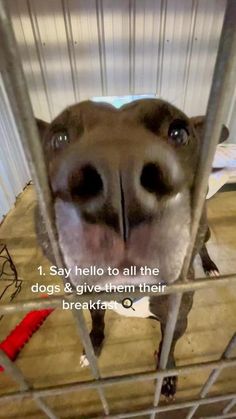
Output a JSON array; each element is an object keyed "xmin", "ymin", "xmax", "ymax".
[
  {"xmin": 150, "ymin": 1, "xmax": 236, "ymax": 416},
  {"xmin": 150, "ymin": 293, "xmax": 182, "ymax": 419},
  {"xmin": 0, "ymin": 349, "xmax": 29, "ymax": 391},
  {"xmin": 201, "ymin": 414, "xmax": 236, "ymax": 419},
  {"xmin": 0, "ymin": 0, "xmax": 61, "ymax": 268},
  {"xmin": 0, "ymin": 350, "xmax": 58, "ymax": 419},
  {"xmin": 0, "ymin": 0, "xmax": 109, "ymax": 415},
  {"xmin": 72, "ymin": 309, "xmax": 110, "ymax": 415},
  {"xmin": 186, "ymin": 333, "xmax": 236, "ymax": 419},
  {"xmin": 1, "ymin": 357, "xmax": 236, "ymax": 403},
  {"xmin": 223, "ymin": 397, "xmax": 236, "ymax": 414},
  {"xmin": 0, "ymin": 273, "xmax": 235, "ymax": 316},
  {"xmin": 33, "ymin": 397, "xmax": 59, "ymax": 419},
  {"xmin": 181, "ymin": 0, "xmax": 236, "ymax": 280},
  {"xmin": 0, "ymin": 0, "xmax": 235, "ymax": 417},
  {"xmin": 93, "ymin": 392, "xmax": 236, "ymax": 419}
]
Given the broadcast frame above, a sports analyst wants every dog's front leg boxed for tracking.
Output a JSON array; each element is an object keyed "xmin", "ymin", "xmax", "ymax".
[
  {"xmin": 80, "ymin": 307, "xmax": 106, "ymax": 368},
  {"xmin": 199, "ymin": 226, "xmax": 219, "ymax": 277},
  {"xmin": 154, "ymin": 293, "xmax": 194, "ymax": 399},
  {"xmin": 80, "ymin": 309, "xmax": 106, "ymax": 368},
  {"xmin": 89, "ymin": 307, "xmax": 106, "ymax": 356},
  {"xmin": 157, "ymin": 319, "xmax": 187, "ymax": 399}
]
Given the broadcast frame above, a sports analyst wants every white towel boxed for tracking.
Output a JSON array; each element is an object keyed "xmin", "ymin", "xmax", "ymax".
[{"xmin": 206, "ymin": 143, "xmax": 236, "ymax": 199}]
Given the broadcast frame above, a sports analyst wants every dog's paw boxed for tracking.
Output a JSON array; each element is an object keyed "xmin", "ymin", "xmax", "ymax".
[
  {"xmin": 206, "ymin": 269, "xmax": 220, "ymax": 277},
  {"xmin": 161, "ymin": 376, "xmax": 177, "ymax": 400},
  {"xmin": 203, "ymin": 261, "xmax": 220, "ymax": 278},
  {"xmin": 80, "ymin": 354, "xmax": 89, "ymax": 368}
]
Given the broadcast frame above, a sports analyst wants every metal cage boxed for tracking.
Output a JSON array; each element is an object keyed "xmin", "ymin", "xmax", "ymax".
[{"xmin": 0, "ymin": 0, "xmax": 236, "ymax": 418}]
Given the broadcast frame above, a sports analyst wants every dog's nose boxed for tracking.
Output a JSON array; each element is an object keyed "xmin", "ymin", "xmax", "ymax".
[
  {"xmin": 140, "ymin": 161, "xmax": 180, "ymax": 197},
  {"xmin": 51, "ymin": 140, "xmax": 184, "ymax": 240},
  {"xmin": 118, "ymin": 146, "xmax": 184, "ymax": 234},
  {"xmin": 69, "ymin": 164, "xmax": 103, "ymax": 203}
]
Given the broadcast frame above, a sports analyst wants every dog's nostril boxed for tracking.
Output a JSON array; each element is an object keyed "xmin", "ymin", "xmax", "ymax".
[
  {"xmin": 69, "ymin": 164, "xmax": 103, "ymax": 201},
  {"xmin": 140, "ymin": 163, "xmax": 172, "ymax": 196}
]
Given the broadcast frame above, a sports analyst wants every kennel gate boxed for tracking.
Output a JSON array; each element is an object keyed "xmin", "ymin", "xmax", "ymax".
[{"xmin": 0, "ymin": 0, "xmax": 236, "ymax": 417}]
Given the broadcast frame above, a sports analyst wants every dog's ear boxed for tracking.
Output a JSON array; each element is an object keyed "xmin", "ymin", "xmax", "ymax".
[
  {"xmin": 191, "ymin": 115, "xmax": 229, "ymax": 144},
  {"xmin": 35, "ymin": 118, "xmax": 49, "ymax": 139}
]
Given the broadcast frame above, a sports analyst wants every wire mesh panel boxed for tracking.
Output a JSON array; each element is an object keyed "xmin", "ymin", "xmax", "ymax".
[{"xmin": 0, "ymin": 0, "xmax": 236, "ymax": 418}]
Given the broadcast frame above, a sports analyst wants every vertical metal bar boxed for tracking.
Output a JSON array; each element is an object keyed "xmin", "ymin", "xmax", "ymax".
[
  {"xmin": 223, "ymin": 398, "xmax": 236, "ymax": 414},
  {"xmin": 0, "ymin": 350, "xmax": 58, "ymax": 419},
  {"xmin": 0, "ymin": 1, "xmax": 109, "ymax": 416},
  {"xmin": 181, "ymin": 0, "xmax": 236, "ymax": 280},
  {"xmin": 33, "ymin": 397, "xmax": 59, "ymax": 419},
  {"xmin": 150, "ymin": 293, "xmax": 182, "ymax": 419},
  {"xmin": 151, "ymin": 1, "xmax": 236, "ymax": 417},
  {"xmin": 0, "ymin": 349, "xmax": 29, "ymax": 391},
  {"xmin": 182, "ymin": 0, "xmax": 236, "ymax": 413},
  {"xmin": 200, "ymin": 334, "xmax": 236, "ymax": 396},
  {"xmin": 0, "ymin": 0, "xmax": 61, "ymax": 267},
  {"xmin": 72, "ymin": 309, "xmax": 110, "ymax": 415},
  {"xmin": 186, "ymin": 334, "xmax": 236, "ymax": 419}
]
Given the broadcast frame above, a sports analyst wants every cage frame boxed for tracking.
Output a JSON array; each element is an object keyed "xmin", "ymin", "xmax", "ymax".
[{"xmin": 0, "ymin": 0, "xmax": 236, "ymax": 418}]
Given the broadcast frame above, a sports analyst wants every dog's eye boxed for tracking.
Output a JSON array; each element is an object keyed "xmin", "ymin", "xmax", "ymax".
[
  {"xmin": 168, "ymin": 121, "xmax": 189, "ymax": 146},
  {"xmin": 51, "ymin": 131, "xmax": 69, "ymax": 150}
]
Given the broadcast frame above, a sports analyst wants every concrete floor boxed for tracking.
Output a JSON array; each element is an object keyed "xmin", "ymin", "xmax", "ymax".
[{"xmin": 0, "ymin": 185, "xmax": 236, "ymax": 418}]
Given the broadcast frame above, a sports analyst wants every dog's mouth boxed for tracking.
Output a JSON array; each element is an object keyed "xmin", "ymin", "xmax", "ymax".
[{"xmin": 54, "ymin": 196, "xmax": 190, "ymax": 288}]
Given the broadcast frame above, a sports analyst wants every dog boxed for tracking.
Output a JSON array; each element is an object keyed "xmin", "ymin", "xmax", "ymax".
[{"xmin": 35, "ymin": 99, "xmax": 228, "ymax": 397}]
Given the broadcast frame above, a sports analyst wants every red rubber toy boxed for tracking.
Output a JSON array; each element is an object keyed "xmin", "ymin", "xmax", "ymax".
[{"xmin": 0, "ymin": 308, "xmax": 54, "ymax": 372}]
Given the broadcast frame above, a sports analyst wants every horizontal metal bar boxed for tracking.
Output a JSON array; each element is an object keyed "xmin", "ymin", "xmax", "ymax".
[
  {"xmin": 0, "ymin": 350, "xmax": 58, "ymax": 419},
  {"xmin": 0, "ymin": 274, "xmax": 235, "ymax": 315},
  {"xmin": 223, "ymin": 398, "xmax": 236, "ymax": 414},
  {"xmin": 181, "ymin": 0, "xmax": 236, "ymax": 281},
  {"xmin": 186, "ymin": 333, "xmax": 236, "ymax": 419},
  {"xmin": 201, "ymin": 414, "xmax": 236, "ymax": 419},
  {"xmin": 1, "ymin": 357, "xmax": 236, "ymax": 404},
  {"xmin": 93, "ymin": 393, "xmax": 236, "ymax": 419}
]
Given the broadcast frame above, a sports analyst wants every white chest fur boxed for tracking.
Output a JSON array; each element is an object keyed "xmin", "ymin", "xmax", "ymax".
[{"xmin": 109, "ymin": 296, "xmax": 154, "ymax": 318}]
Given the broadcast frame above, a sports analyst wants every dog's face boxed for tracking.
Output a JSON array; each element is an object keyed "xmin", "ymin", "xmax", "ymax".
[{"xmin": 36, "ymin": 99, "xmax": 227, "ymax": 287}]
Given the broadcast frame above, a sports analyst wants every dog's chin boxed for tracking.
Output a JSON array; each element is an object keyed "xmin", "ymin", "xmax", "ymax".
[
  {"xmin": 61, "ymin": 257, "xmax": 180, "ymax": 288},
  {"xmin": 55, "ymin": 198, "xmax": 189, "ymax": 287}
]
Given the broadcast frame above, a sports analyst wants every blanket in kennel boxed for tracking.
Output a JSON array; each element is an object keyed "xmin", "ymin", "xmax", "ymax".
[{"xmin": 207, "ymin": 143, "xmax": 236, "ymax": 199}]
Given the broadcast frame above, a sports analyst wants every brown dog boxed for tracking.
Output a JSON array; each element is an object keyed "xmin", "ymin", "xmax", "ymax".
[{"xmin": 35, "ymin": 99, "xmax": 228, "ymax": 397}]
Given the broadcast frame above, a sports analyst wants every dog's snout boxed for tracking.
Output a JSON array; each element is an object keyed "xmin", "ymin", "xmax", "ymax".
[
  {"xmin": 69, "ymin": 164, "xmax": 103, "ymax": 202},
  {"xmin": 52, "ymin": 134, "xmax": 184, "ymax": 240}
]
